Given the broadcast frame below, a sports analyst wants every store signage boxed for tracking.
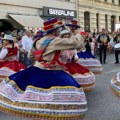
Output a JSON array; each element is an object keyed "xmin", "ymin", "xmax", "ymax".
[
  {"xmin": 43, "ymin": 7, "xmax": 76, "ymax": 18},
  {"xmin": 49, "ymin": 9, "xmax": 75, "ymax": 17}
]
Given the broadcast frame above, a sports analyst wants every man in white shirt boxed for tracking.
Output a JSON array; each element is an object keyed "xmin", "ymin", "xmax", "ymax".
[{"xmin": 21, "ymin": 30, "xmax": 33, "ymax": 66}]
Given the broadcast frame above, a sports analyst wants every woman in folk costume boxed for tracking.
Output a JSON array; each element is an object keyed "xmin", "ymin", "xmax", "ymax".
[
  {"xmin": 59, "ymin": 29, "xmax": 95, "ymax": 92},
  {"xmin": 0, "ymin": 35, "xmax": 26, "ymax": 81},
  {"xmin": 66, "ymin": 20, "xmax": 103, "ymax": 74},
  {"xmin": 28, "ymin": 30, "xmax": 45, "ymax": 66},
  {"xmin": 0, "ymin": 18, "xmax": 87, "ymax": 120},
  {"xmin": 111, "ymin": 72, "xmax": 120, "ymax": 97},
  {"xmin": 34, "ymin": 30, "xmax": 45, "ymax": 41}
]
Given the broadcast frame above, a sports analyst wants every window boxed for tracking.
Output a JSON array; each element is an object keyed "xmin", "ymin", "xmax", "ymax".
[
  {"xmin": 96, "ymin": 13, "xmax": 99, "ymax": 32},
  {"xmin": 105, "ymin": 14, "xmax": 108, "ymax": 30},
  {"xmin": 119, "ymin": 0, "xmax": 120, "ymax": 5},
  {"xmin": 84, "ymin": 12, "xmax": 90, "ymax": 32},
  {"xmin": 111, "ymin": 16, "xmax": 115, "ymax": 32},
  {"xmin": 112, "ymin": 0, "xmax": 114, "ymax": 3}
]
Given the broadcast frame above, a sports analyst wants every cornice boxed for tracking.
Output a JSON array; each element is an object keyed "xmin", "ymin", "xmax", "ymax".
[{"xmin": 78, "ymin": 4, "xmax": 120, "ymax": 13}]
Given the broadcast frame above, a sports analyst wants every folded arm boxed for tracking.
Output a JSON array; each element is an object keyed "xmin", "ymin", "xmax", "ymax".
[{"xmin": 44, "ymin": 35, "xmax": 85, "ymax": 56}]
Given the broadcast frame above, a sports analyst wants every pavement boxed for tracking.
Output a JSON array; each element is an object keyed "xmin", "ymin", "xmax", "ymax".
[
  {"xmin": 85, "ymin": 53, "xmax": 120, "ymax": 120},
  {"xmin": 0, "ymin": 53, "xmax": 120, "ymax": 120}
]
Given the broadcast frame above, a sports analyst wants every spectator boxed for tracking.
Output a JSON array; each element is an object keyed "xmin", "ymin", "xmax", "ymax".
[{"xmin": 21, "ymin": 30, "xmax": 33, "ymax": 66}]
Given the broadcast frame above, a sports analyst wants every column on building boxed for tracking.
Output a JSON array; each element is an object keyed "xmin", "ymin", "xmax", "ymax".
[
  {"xmin": 107, "ymin": 13, "xmax": 112, "ymax": 32},
  {"xmin": 114, "ymin": 12, "xmax": 120, "ymax": 32},
  {"xmin": 78, "ymin": 8, "xmax": 84, "ymax": 31},
  {"xmin": 115, "ymin": 13, "xmax": 120, "ymax": 24},
  {"xmin": 90, "ymin": 10, "xmax": 97, "ymax": 32},
  {"xmin": 99, "ymin": 12, "xmax": 105, "ymax": 31}
]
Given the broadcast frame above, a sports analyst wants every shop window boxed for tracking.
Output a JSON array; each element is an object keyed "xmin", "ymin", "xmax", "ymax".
[{"xmin": 0, "ymin": 20, "xmax": 13, "ymax": 33}]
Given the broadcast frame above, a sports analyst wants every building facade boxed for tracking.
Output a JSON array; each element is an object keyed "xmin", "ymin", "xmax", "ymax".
[
  {"xmin": 78, "ymin": 0, "xmax": 120, "ymax": 32},
  {"xmin": 0, "ymin": 0, "xmax": 77, "ymax": 32}
]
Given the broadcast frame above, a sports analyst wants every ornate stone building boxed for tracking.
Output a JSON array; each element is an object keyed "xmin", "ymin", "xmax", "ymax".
[
  {"xmin": 0, "ymin": 0, "xmax": 76, "ymax": 32},
  {"xmin": 78, "ymin": 0, "xmax": 120, "ymax": 32},
  {"xmin": 1, "ymin": 0, "xmax": 119, "ymax": 33}
]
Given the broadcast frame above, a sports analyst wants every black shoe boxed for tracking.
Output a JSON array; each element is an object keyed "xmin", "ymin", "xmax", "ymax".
[
  {"xmin": 103, "ymin": 61, "xmax": 106, "ymax": 64},
  {"xmin": 114, "ymin": 62, "xmax": 119, "ymax": 64}
]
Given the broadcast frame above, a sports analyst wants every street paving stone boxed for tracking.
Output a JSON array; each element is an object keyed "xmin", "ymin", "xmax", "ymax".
[{"xmin": 0, "ymin": 53, "xmax": 120, "ymax": 120}]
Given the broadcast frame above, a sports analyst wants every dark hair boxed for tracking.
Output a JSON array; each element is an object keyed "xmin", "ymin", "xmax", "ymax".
[
  {"xmin": 33, "ymin": 39, "xmax": 39, "ymax": 50},
  {"xmin": 102, "ymin": 29, "xmax": 105, "ymax": 31},
  {"xmin": 7, "ymin": 40, "xmax": 14, "ymax": 49},
  {"xmin": 89, "ymin": 38, "xmax": 93, "ymax": 42},
  {"xmin": 61, "ymin": 33, "xmax": 70, "ymax": 38},
  {"xmin": 46, "ymin": 28, "xmax": 58, "ymax": 34}
]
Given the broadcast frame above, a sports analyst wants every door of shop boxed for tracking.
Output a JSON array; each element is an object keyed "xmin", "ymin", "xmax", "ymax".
[{"xmin": 0, "ymin": 20, "xmax": 13, "ymax": 33}]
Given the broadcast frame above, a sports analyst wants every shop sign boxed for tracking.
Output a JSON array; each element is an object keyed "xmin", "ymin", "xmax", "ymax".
[{"xmin": 43, "ymin": 7, "xmax": 76, "ymax": 18}]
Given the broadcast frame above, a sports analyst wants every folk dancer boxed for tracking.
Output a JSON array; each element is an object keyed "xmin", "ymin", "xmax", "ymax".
[
  {"xmin": 0, "ymin": 35, "xmax": 26, "ymax": 81},
  {"xmin": 66, "ymin": 20, "xmax": 103, "ymax": 74},
  {"xmin": 0, "ymin": 18, "xmax": 87, "ymax": 120},
  {"xmin": 59, "ymin": 29, "xmax": 95, "ymax": 92}
]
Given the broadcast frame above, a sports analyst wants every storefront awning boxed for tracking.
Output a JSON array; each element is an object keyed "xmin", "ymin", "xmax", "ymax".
[{"xmin": 8, "ymin": 14, "xmax": 44, "ymax": 28}]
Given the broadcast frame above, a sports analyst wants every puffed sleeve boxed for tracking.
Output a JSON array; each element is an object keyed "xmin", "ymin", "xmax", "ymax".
[
  {"xmin": 44, "ymin": 35, "xmax": 85, "ymax": 56},
  {"xmin": 0, "ymin": 48, "xmax": 8, "ymax": 59},
  {"xmin": 74, "ymin": 34, "xmax": 85, "ymax": 50}
]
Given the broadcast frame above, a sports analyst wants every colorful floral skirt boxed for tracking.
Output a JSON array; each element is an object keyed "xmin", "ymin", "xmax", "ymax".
[
  {"xmin": 77, "ymin": 51, "xmax": 103, "ymax": 74},
  {"xmin": 65, "ymin": 62, "xmax": 95, "ymax": 92},
  {"xmin": 0, "ymin": 66, "xmax": 87, "ymax": 120},
  {"xmin": 0, "ymin": 61, "xmax": 26, "ymax": 81},
  {"xmin": 111, "ymin": 72, "xmax": 120, "ymax": 98}
]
